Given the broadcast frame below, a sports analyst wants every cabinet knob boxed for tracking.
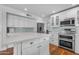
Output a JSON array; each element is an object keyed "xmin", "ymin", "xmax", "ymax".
[
  {"xmin": 30, "ymin": 42, "xmax": 33, "ymax": 44},
  {"xmin": 44, "ymin": 39, "xmax": 46, "ymax": 40},
  {"xmin": 37, "ymin": 45, "xmax": 42, "ymax": 48}
]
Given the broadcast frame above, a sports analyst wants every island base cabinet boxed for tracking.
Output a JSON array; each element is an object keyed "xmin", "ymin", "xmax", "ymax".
[
  {"xmin": 13, "ymin": 37, "xmax": 49, "ymax": 55},
  {"xmin": 22, "ymin": 44, "xmax": 40, "ymax": 55},
  {"xmin": 13, "ymin": 43, "xmax": 22, "ymax": 55},
  {"xmin": 22, "ymin": 39, "xmax": 49, "ymax": 55},
  {"xmin": 39, "ymin": 40, "xmax": 49, "ymax": 55},
  {"xmin": 22, "ymin": 42, "xmax": 49, "ymax": 55}
]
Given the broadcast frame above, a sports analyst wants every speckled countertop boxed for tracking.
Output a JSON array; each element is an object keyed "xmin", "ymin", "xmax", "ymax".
[{"xmin": 4, "ymin": 32, "xmax": 51, "ymax": 44}]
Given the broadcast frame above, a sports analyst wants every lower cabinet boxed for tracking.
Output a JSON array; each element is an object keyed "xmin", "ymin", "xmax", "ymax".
[
  {"xmin": 50, "ymin": 34, "xmax": 58, "ymax": 46},
  {"xmin": 22, "ymin": 44, "xmax": 40, "ymax": 55},
  {"xmin": 75, "ymin": 34, "xmax": 79, "ymax": 54},
  {"xmin": 39, "ymin": 40, "xmax": 49, "ymax": 55},
  {"xmin": 22, "ymin": 38, "xmax": 49, "ymax": 55}
]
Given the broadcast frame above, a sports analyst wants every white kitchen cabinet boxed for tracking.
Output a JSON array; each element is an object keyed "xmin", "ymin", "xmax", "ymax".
[
  {"xmin": 18, "ymin": 19, "xmax": 23, "ymax": 27},
  {"xmin": 39, "ymin": 40, "xmax": 49, "ymax": 55},
  {"xmin": 75, "ymin": 34, "xmax": 79, "ymax": 54},
  {"xmin": 22, "ymin": 19, "xmax": 27, "ymax": 27},
  {"xmin": 50, "ymin": 27, "xmax": 59, "ymax": 46},
  {"xmin": 66, "ymin": 8, "xmax": 76, "ymax": 18},
  {"xmin": 14, "ymin": 17, "xmax": 19, "ymax": 27},
  {"xmin": 7, "ymin": 13, "xmax": 36, "ymax": 27},
  {"xmin": 50, "ymin": 34, "xmax": 58, "ymax": 46},
  {"xmin": 49, "ymin": 27, "xmax": 59, "ymax": 46},
  {"xmin": 50, "ymin": 15, "xmax": 60, "ymax": 27},
  {"xmin": 50, "ymin": 16, "xmax": 56, "ymax": 27},
  {"xmin": 7, "ymin": 14, "xmax": 20, "ymax": 27},
  {"xmin": 50, "ymin": 16, "xmax": 54, "ymax": 26},
  {"xmin": 21, "ymin": 37, "xmax": 49, "ymax": 55},
  {"xmin": 19, "ymin": 17, "xmax": 26, "ymax": 27},
  {"xmin": 22, "ymin": 38, "xmax": 40, "ymax": 55},
  {"xmin": 59, "ymin": 12, "xmax": 66, "ymax": 21},
  {"xmin": 26, "ymin": 20, "xmax": 35, "ymax": 27},
  {"xmin": 22, "ymin": 39, "xmax": 40, "ymax": 55},
  {"xmin": 7, "ymin": 14, "xmax": 15, "ymax": 27},
  {"xmin": 22, "ymin": 44, "xmax": 40, "ymax": 55},
  {"xmin": 75, "ymin": 8, "xmax": 79, "ymax": 26}
]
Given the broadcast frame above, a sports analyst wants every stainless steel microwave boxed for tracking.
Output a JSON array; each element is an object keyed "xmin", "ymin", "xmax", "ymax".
[{"xmin": 60, "ymin": 17, "xmax": 75, "ymax": 26}]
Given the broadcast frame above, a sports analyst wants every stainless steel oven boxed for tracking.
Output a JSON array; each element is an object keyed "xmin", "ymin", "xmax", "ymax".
[
  {"xmin": 59, "ymin": 34, "xmax": 75, "ymax": 51},
  {"xmin": 59, "ymin": 40, "xmax": 73, "ymax": 49}
]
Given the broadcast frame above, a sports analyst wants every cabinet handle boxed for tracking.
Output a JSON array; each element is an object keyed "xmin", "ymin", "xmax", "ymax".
[
  {"xmin": 44, "ymin": 39, "xmax": 46, "ymax": 40},
  {"xmin": 30, "ymin": 42, "xmax": 34, "ymax": 44},
  {"xmin": 37, "ymin": 45, "xmax": 42, "ymax": 48}
]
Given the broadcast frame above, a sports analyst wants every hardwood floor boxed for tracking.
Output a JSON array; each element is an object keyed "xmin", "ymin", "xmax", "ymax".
[
  {"xmin": 0, "ymin": 47, "xmax": 13, "ymax": 55},
  {"xmin": 49, "ymin": 44, "xmax": 76, "ymax": 55},
  {"xmin": 0, "ymin": 44, "xmax": 77, "ymax": 55}
]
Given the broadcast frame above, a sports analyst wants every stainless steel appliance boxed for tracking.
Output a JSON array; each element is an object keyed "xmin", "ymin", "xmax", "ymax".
[
  {"xmin": 37, "ymin": 23, "xmax": 44, "ymax": 33},
  {"xmin": 60, "ymin": 17, "xmax": 75, "ymax": 26},
  {"xmin": 59, "ymin": 34, "xmax": 75, "ymax": 51},
  {"xmin": 58, "ymin": 28, "xmax": 75, "ymax": 51}
]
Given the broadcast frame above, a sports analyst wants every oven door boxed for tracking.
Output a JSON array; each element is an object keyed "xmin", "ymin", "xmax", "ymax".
[
  {"xmin": 59, "ymin": 35, "xmax": 73, "ymax": 40},
  {"xmin": 59, "ymin": 40, "xmax": 73, "ymax": 50}
]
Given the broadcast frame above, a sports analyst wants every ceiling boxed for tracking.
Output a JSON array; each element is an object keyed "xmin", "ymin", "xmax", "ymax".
[{"xmin": 2, "ymin": 4, "xmax": 73, "ymax": 17}]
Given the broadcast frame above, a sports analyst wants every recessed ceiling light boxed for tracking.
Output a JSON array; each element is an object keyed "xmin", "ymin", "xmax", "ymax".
[
  {"xmin": 71, "ymin": 4, "xmax": 77, "ymax": 6},
  {"xmin": 41, "ymin": 14, "xmax": 45, "ymax": 17},
  {"xmin": 24, "ymin": 8, "xmax": 28, "ymax": 11},
  {"xmin": 52, "ymin": 10, "xmax": 56, "ymax": 13}
]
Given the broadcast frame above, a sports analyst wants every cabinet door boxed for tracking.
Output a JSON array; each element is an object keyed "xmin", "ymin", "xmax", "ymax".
[
  {"xmin": 50, "ymin": 16, "xmax": 54, "ymax": 26},
  {"xmin": 56, "ymin": 16, "xmax": 59, "ymax": 26},
  {"xmin": 7, "ymin": 14, "xmax": 15, "ymax": 27},
  {"xmin": 50, "ymin": 33, "xmax": 58, "ymax": 46},
  {"xmin": 53, "ymin": 34, "xmax": 58, "ymax": 46},
  {"xmin": 19, "ymin": 19, "xmax": 23, "ymax": 27},
  {"xmin": 49, "ymin": 35, "xmax": 54, "ymax": 44},
  {"xmin": 39, "ymin": 40, "xmax": 49, "ymax": 55},
  {"xmin": 23, "ymin": 20, "xmax": 27, "ymax": 27},
  {"xmin": 14, "ymin": 18, "xmax": 19, "ymax": 27},
  {"xmin": 7, "ymin": 18, "xmax": 14, "ymax": 27},
  {"xmin": 22, "ymin": 44, "xmax": 40, "ymax": 55},
  {"xmin": 20, "ymin": 17, "xmax": 25, "ymax": 27},
  {"xmin": 77, "ymin": 11, "xmax": 79, "ymax": 25},
  {"xmin": 75, "ymin": 34, "xmax": 79, "ymax": 54},
  {"xmin": 66, "ymin": 9, "xmax": 76, "ymax": 18}
]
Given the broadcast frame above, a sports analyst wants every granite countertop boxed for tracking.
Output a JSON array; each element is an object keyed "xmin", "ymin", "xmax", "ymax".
[{"xmin": 4, "ymin": 32, "xmax": 50, "ymax": 44}]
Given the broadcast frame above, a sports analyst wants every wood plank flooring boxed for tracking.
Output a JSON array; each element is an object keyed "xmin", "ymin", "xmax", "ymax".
[
  {"xmin": 0, "ymin": 47, "xmax": 13, "ymax": 55},
  {"xmin": 49, "ymin": 44, "xmax": 76, "ymax": 55},
  {"xmin": 0, "ymin": 44, "xmax": 77, "ymax": 55}
]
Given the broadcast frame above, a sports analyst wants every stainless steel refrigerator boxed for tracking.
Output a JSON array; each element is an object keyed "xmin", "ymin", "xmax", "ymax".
[{"xmin": 37, "ymin": 23, "xmax": 44, "ymax": 33}]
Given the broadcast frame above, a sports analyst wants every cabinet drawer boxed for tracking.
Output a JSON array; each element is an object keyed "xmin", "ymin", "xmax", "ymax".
[
  {"xmin": 22, "ymin": 39, "xmax": 40, "ymax": 48},
  {"xmin": 22, "ymin": 44, "xmax": 40, "ymax": 55},
  {"xmin": 40, "ymin": 37, "xmax": 49, "ymax": 43}
]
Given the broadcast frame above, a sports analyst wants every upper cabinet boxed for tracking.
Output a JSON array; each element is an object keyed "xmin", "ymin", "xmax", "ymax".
[
  {"xmin": 49, "ymin": 6, "xmax": 79, "ymax": 27},
  {"xmin": 77, "ymin": 10, "xmax": 79, "ymax": 24},
  {"xmin": 56, "ymin": 16, "xmax": 59, "ymax": 26},
  {"xmin": 66, "ymin": 9, "xmax": 75, "ymax": 18},
  {"xmin": 50, "ymin": 14, "xmax": 60, "ymax": 27},
  {"xmin": 7, "ymin": 13, "xmax": 36, "ymax": 28},
  {"xmin": 50, "ymin": 16, "xmax": 54, "ymax": 26},
  {"xmin": 76, "ymin": 7, "xmax": 79, "ymax": 26}
]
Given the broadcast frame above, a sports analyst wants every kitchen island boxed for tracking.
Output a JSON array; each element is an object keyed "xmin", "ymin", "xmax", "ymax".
[{"xmin": 3, "ymin": 32, "xmax": 50, "ymax": 55}]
